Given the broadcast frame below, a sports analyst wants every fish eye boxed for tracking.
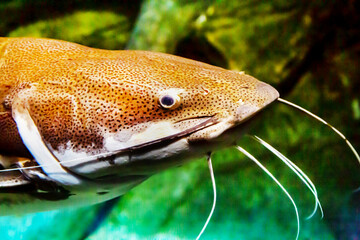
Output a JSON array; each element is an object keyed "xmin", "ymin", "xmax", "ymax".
[
  {"xmin": 158, "ymin": 93, "xmax": 181, "ymax": 109},
  {"xmin": 160, "ymin": 95, "xmax": 175, "ymax": 107}
]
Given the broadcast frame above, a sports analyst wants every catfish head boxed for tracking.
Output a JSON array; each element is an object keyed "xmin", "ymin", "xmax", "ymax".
[{"xmin": 0, "ymin": 38, "xmax": 279, "ymax": 212}]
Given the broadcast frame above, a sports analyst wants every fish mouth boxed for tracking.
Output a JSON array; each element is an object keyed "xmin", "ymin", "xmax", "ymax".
[
  {"xmin": 54, "ymin": 116, "xmax": 219, "ymax": 180},
  {"xmin": 93, "ymin": 116, "xmax": 219, "ymax": 160},
  {"xmin": 62, "ymin": 117, "xmax": 218, "ymax": 167},
  {"xmin": 61, "ymin": 108, "xmax": 272, "ymax": 179},
  {"xmin": 174, "ymin": 115, "xmax": 216, "ymax": 123}
]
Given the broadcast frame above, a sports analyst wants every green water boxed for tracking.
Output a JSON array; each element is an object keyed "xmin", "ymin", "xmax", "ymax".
[{"xmin": 0, "ymin": 0, "xmax": 359, "ymax": 239}]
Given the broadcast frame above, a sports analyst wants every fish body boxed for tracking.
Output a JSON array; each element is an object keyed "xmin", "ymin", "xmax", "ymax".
[{"xmin": 0, "ymin": 37, "xmax": 279, "ymax": 215}]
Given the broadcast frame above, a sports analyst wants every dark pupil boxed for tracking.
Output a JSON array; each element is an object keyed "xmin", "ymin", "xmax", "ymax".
[{"xmin": 161, "ymin": 95, "xmax": 175, "ymax": 106}]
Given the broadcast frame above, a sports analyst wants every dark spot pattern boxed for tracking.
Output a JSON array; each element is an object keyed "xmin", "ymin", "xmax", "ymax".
[{"xmin": 0, "ymin": 37, "xmax": 274, "ymax": 154}]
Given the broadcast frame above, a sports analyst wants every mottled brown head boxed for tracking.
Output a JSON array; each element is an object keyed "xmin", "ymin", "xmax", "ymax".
[{"xmin": 2, "ymin": 38, "xmax": 279, "ymax": 180}]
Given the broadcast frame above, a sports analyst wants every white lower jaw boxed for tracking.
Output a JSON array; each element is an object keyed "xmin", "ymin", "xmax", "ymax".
[
  {"xmin": 51, "ymin": 115, "xmax": 242, "ymax": 179},
  {"xmin": 52, "ymin": 121, "xmax": 191, "ymax": 177}
]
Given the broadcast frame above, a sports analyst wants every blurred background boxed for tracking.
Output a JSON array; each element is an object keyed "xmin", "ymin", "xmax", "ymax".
[{"xmin": 0, "ymin": 0, "xmax": 359, "ymax": 239}]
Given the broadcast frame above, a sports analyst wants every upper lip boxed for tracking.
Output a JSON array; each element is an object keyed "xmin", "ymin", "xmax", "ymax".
[
  {"xmin": 174, "ymin": 115, "xmax": 215, "ymax": 123},
  {"xmin": 62, "ymin": 116, "xmax": 219, "ymax": 170},
  {"xmin": 98, "ymin": 116, "xmax": 218, "ymax": 156}
]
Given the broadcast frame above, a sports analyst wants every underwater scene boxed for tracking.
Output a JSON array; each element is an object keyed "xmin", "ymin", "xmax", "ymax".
[{"xmin": 0, "ymin": 0, "xmax": 359, "ymax": 239}]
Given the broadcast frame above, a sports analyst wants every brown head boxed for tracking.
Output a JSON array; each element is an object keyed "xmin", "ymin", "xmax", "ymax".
[{"xmin": 2, "ymin": 38, "xmax": 279, "ymax": 185}]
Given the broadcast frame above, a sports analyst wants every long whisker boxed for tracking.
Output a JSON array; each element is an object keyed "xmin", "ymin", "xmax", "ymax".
[
  {"xmin": 251, "ymin": 135, "xmax": 323, "ymax": 219},
  {"xmin": 278, "ymin": 98, "xmax": 360, "ymax": 164},
  {"xmin": 236, "ymin": 146, "xmax": 300, "ymax": 240},
  {"xmin": 196, "ymin": 153, "xmax": 217, "ymax": 240}
]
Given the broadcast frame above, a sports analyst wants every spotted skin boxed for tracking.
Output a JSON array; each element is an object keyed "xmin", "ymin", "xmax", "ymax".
[
  {"xmin": 0, "ymin": 37, "xmax": 279, "ymax": 214},
  {"xmin": 0, "ymin": 37, "xmax": 276, "ymax": 154}
]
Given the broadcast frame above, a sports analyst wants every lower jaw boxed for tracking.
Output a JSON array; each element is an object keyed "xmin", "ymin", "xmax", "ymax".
[{"xmin": 70, "ymin": 115, "xmax": 262, "ymax": 180}]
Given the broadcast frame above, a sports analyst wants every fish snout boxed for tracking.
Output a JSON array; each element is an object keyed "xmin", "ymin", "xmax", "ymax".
[
  {"xmin": 235, "ymin": 81, "xmax": 279, "ymax": 122},
  {"xmin": 255, "ymin": 81, "xmax": 280, "ymax": 107}
]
